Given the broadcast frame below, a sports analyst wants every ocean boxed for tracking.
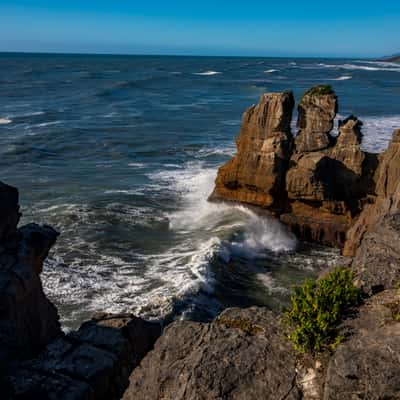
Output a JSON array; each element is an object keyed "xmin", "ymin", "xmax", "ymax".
[{"xmin": 1, "ymin": 53, "xmax": 399, "ymax": 330}]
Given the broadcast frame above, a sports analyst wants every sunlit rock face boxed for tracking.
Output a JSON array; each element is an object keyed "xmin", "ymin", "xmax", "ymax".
[{"xmin": 210, "ymin": 86, "xmax": 380, "ymax": 248}]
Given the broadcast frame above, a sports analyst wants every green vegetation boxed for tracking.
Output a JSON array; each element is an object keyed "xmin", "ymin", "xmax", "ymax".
[
  {"xmin": 303, "ymin": 85, "xmax": 334, "ymax": 98},
  {"xmin": 217, "ymin": 316, "xmax": 263, "ymax": 336},
  {"xmin": 284, "ymin": 268, "xmax": 360, "ymax": 353}
]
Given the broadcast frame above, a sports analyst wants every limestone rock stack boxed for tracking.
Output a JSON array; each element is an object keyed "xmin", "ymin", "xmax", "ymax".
[
  {"xmin": 209, "ymin": 91, "xmax": 294, "ymax": 211},
  {"xmin": 210, "ymin": 86, "xmax": 378, "ymax": 248}
]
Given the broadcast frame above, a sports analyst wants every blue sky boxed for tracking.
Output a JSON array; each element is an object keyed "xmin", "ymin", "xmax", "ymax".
[{"xmin": 1, "ymin": 0, "xmax": 399, "ymax": 57}]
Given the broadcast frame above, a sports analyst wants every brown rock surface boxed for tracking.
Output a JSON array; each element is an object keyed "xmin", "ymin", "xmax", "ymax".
[
  {"xmin": 344, "ymin": 129, "xmax": 400, "ymax": 256},
  {"xmin": 295, "ymin": 86, "xmax": 337, "ymax": 153},
  {"xmin": 209, "ymin": 91, "xmax": 295, "ymax": 211},
  {"xmin": 210, "ymin": 86, "xmax": 377, "ymax": 248},
  {"xmin": 123, "ymin": 307, "xmax": 301, "ymax": 400}
]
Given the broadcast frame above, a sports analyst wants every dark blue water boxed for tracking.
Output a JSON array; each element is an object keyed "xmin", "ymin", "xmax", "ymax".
[{"xmin": 1, "ymin": 53, "xmax": 399, "ymax": 329}]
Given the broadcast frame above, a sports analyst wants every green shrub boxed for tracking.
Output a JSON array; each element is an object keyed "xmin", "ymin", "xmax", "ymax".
[
  {"xmin": 303, "ymin": 85, "xmax": 334, "ymax": 97},
  {"xmin": 284, "ymin": 268, "xmax": 360, "ymax": 353}
]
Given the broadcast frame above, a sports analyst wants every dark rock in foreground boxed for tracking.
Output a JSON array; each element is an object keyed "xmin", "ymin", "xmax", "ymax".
[
  {"xmin": 7, "ymin": 314, "xmax": 161, "ymax": 400},
  {"xmin": 324, "ymin": 290, "xmax": 400, "ymax": 399},
  {"xmin": 123, "ymin": 307, "xmax": 301, "ymax": 400},
  {"xmin": 0, "ymin": 182, "xmax": 62, "ymax": 372}
]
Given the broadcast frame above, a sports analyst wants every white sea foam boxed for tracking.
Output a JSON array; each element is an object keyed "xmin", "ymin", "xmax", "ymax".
[
  {"xmin": 321, "ymin": 63, "xmax": 400, "ymax": 72},
  {"xmin": 264, "ymin": 69, "xmax": 279, "ymax": 73},
  {"xmin": 331, "ymin": 75, "xmax": 353, "ymax": 81},
  {"xmin": 360, "ymin": 115, "xmax": 400, "ymax": 152},
  {"xmin": 128, "ymin": 162, "xmax": 145, "ymax": 168},
  {"xmin": 0, "ymin": 118, "xmax": 12, "ymax": 124},
  {"xmin": 194, "ymin": 71, "xmax": 222, "ymax": 76}
]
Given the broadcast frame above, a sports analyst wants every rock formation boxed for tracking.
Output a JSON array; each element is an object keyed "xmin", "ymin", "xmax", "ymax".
[
  {"xmin": 0, "ymin": 180, "xmax": 161, "ymax": 400},
  {"xmin": 323, "ymin": 289, "xmax": 400, "ymax": 399},
  {"xmin": 6, "ymin": 314, "xmax": 161, "ymax": 400},
  {"xmin": 343, "ymin": 129, "xmax": 400, "ymax": 293},
  {"xmin": 210, "ymin": 86, "xmax": 378, "ymax": 248},
  {"xmin": 0, "ymin": 184, "xmax": 62, "ymax": 373},
  {"xmin": 123, "ymin": 307, "xmax": 301, "ymax": 400},
  {"xmin": 210, "ymin": 92, "xmax": 294, "ymax": 210},
  {"xmin": 122, "ymin": 291, "xmax": 400, "ymax": 400}
]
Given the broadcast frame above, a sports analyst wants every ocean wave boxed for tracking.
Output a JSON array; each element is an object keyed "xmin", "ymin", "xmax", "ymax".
[
  {"xmin": 128, "ymin": 162, "xmax": 145, "ymax": 168},
  {"xmin": 0, "ymin": 118, "xmax": 12, "ymax": 124},
  {"xmin": 321, "ymin": 63, "xmax": 400, "ymax": 72},
  {"xmin": 264, "ymin": 69, "xmax": 279, "ymax": 73},
  {"xmin": 194, "ymin": 71, "xmax": 222, "ymax": 76},
  {"xmin": 330, "ymin": 75, "xmax": 353, "ymax": 81},
  {"xmin": 360, "ymin": 115, "xmax": 400, "ymax": 152}
]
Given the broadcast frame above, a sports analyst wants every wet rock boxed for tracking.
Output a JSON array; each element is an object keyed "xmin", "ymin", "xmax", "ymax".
[
  {"xmin": 123, "ymin": 307, "xmax": 301, "ymax": 400},
  {"xmin": 209, "ymin": 91, "xmax": 295, "ymax": 211},
  {"xmin": 323, "ymin": 290, "xmax": 400, "ymax": 399}
]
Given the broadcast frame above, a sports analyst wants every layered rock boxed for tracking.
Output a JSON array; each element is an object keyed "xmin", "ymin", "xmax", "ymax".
[
  {"xmin": 6, "ymin": 314, "xmax": 161, "ymax": 400},
  {"xmin": 295, "ymin": 86, "xmax": 337, "ymax": 152},
  {"xmin": 210, "ymin": 86, "xmax": 376, "ymax": 248},
  {"xmin": 123, "ymin": 307, "xmax": 301, "ymax": 400},
  {"xmin": 0, "ymin": 184, "xmax": 62, "ymax": 372},
  {"xmin": 209, "ymin": 92, "xmax": 294, "ymax": 211},
  {"xmin": 323, "ymin": 290, "xmax": 400, "ymax": 399},
  {"xmin": 0, "ymin": 181, "xmax": 162, "ymax": 400},
  {"xmin": 344, "ymin": 129, "xmax": 400, "ymax": 256}
]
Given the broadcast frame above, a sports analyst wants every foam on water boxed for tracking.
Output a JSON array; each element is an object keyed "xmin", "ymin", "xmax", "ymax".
[
  {"xmin": 194, "ymin": 71, "xmax": 222, "ymax": 76},
  {"xmin": 0, "ymin": 118, "xmax": 12, "ymax": 124},
  {"xmin": 331, "ymin": 75, "xmax": 353, "ymax": 81}
]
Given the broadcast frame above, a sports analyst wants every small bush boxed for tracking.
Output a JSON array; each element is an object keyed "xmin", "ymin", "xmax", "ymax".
[
  {"xmin": 303, "ymin": 85, "xmax": 334, "ymax": 97},
  {"xmin": 284, "ymin": 268, "xmax": 360, "ymax": 353}
]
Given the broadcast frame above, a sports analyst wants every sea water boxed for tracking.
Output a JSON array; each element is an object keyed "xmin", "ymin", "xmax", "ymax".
[{"xmin": 1, "ymin": 53, "xmax": 399, "ymax": 329}]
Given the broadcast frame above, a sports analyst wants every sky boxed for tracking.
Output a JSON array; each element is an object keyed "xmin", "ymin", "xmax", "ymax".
[{"xmin": 0, "ymin": 0, "xmax": 399, "ymax": 57}]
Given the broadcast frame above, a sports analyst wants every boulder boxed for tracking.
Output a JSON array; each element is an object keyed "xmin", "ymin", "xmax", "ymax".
[
  {"xmin": 123, "ymin": 307, "xmax": 301, "ymax": 400},
  {"xmin": 209, "ymin": 92, "xmax": 295, "ymax": 211}
]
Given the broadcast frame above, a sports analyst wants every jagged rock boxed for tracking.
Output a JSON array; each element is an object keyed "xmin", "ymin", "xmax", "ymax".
[
  {"xmin": 209, "ymin": 92, "xmax": 295, "ymax": 211},
  {"xmin": 295, "ymin": 86, "xmax": 337, "ymax": 153},
  {"xmin": 123, "ymin": 307, "xmax": 301, "ymax": 400},
  {"xmin": 0, "ymin": 222, "xmax": 62, "ymax": 372},
  {"xmin": 210, "ymin": 87, "xmax": 380, "ymax": 248},
  {"xmin": 350, "ymin": 213, "xmax": 400, "ymax": 295},
  {"xmin": 323, "ymin": 290, "xmax": 400, "ymax": 399},
  {"xmin": 6, "ymin": 314, "xmax": 161, "ymax": 400},
  {"xmin": 344, "ymin": 129, "xmax": 400, "ymax": 256},
  {"xmin": 0, "ymin": 181, "xmax": 20, "ymax": 242}
]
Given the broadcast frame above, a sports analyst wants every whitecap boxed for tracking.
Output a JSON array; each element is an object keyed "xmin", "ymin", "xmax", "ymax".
[
  {"xmin": 331, "ymin": 75, "xmax": 353, "ymax": 81},
  {"xmin": 194, "ymin": 71, "xmax": 222, "ymax": 76},
  {"xmin": 264, "ymin": 69, "xmax": 279, "ymax": 73},
  {"xmin": 0, "ymin": 118, "xmax": 12, "ymax": 124},
  {"xmin": 128, "ymin": 162, "xmax": 145, "ymax": 168}
]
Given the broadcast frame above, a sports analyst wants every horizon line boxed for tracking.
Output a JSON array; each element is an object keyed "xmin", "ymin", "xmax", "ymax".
[{"xmin": 0, "ymin": 50, "xmax": 380, "ymax": 60}]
